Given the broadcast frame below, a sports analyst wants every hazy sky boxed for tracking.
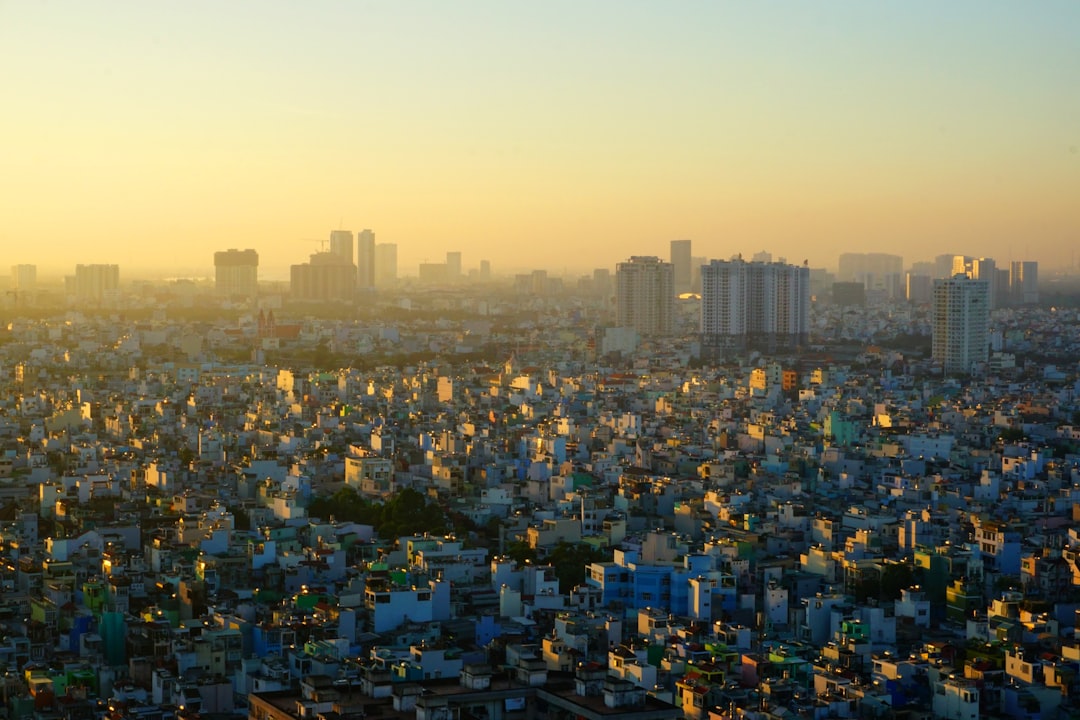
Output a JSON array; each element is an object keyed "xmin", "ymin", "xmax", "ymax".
[{"xmin": 3, "ymin": 1, "xmax": 1078, "ymax": 279}]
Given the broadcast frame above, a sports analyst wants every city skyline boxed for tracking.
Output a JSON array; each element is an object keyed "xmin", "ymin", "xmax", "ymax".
[{"xmin": 2, "ymin": 2, "xmax": 1078, "ymax": 275}]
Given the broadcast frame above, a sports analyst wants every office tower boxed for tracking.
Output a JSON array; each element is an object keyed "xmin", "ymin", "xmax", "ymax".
[
  {"xmin": 446, "ymin": 251, "xmax": 462, "ymax": 281},
  {"xmin": 74, "ymin": 264, "xmax": 120, "ymax": 302},
  {"xmin": 356, "ymin": 229, "xmax": 375, "ymax": 289},
  {"xmin": 1009, "ymin": 261, "xmax": 1038, "ymax": 305},
  {"xmin": 670, "ymin": 239, "xmax": 692, "ymax": 295},
  {"xmin": 932, "ymin": 275, "xmax": 989, "ymax": 375},
  {"xmin": 213, "ymin": 249, "xmax": 259, "ymax": 299},
  {"xmin": 374, "ymin": 243, "xmax": 398, "ymax": 286},
  {"xmin": 479, "ymin": 260, "xmax": 491, "ymax": 280},
  {"xmin": 616, "ymin": 256, "xmax": 674, "ymax": 336},
  {"xmin": 11, "ymin": 264, "xmax": 36, "ymax": 292},
  {"xmin": 700, "ymin": 258, "xmax": 810, "ymax": 356},
  {"xmin": 290, "ymin": 252, "xmax": 356, "ymax": 301},
  {"xmin": 329, "ymin": 230, "xmax": 354, "ymax": 265}
]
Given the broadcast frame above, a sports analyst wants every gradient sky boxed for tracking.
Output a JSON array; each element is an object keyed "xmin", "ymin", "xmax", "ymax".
[{"xmin": 2, "ymin": 1, "xmax": 1078, "ymax": 279}]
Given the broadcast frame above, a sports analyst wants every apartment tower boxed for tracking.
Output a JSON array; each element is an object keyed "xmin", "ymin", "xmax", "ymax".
[
  {"xmin": 932, "ymin": 274, "xmax": 989, "ymax": 375},
  {"xmin": 616, "ymin": 256, "xmax": 674, "ymax": 337},
  {"xmin": 214, "ymin": 249, "xmax": 259, "ymax": 299},
  {"xmin": 700, "ymin": 257, "xmax": 810, "ymax": 356}
]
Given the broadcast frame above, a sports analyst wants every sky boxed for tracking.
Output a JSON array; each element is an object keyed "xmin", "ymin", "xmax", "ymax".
[{"xmin": 2, "ymin": 1, "xmax": 1078, "ymax": 280}]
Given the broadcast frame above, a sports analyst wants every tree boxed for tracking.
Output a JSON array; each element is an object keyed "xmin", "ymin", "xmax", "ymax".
[{"xmin": 546, "ymin": 542, "xmax": 611, "ymax": 592}]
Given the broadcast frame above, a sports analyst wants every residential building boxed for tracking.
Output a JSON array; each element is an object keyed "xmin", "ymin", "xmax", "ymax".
[
  {"xmin": 616, "ymin": 256, "xmax": 674, "ymax": 337},
  {"xmin": 932, "ymin": 274, "xmax": 989, "ymax": 374},
  {"xmin": 700, "ymin": 257, "xmax": 810, "ymax": 355},
  {"xmin": 213, "ymin": 249, "xmax": 258, "ymax": 299}
]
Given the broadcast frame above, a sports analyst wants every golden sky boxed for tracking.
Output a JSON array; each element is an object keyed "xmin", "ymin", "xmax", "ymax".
[{"xmin": 2, "ymin": 1, "xmax": 1078, "ymax": 279}]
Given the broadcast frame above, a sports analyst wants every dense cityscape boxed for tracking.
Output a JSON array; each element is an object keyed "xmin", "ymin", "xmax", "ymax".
[{"xmin": 0, "ymin": 235, "xmax": 1078, "ymax": 720}]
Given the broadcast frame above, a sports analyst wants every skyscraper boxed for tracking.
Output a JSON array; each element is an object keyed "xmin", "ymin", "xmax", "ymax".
[
  {"xmin": 356, "ymin": 229, "xmax": 375, "ymax": 290},
  {"xmin": 1009, "ymin": 261, "xmax": 1038, "ymax": 305},
  {"xmin": 214, "ymin": 249, "xmax": 259, "ymax": 299},
  {"xmin": 700, "ymin": 258, "xmax": 810, "ymax": 356},
  {"xmin": 374, "ymin": 243, "xmax": 398, "ymax": 286},
  {"xmin": 932, "ymin": 275, "xmax": 989, "ymax": 375},
  {"xmin": 74, "ymin": 264, "xmax": 120, "ymax": 303},
  {"xmin": 329, "ymin": 230, "xmax": 354, "ymax": 265},
  {"xmin": 10, "ymin": 264, "xmax": 36, "ymax": 292},
  {"xmin": 670, "ymin": 239, "xmax": 692, "ymax": 295},
  {"xmin": 616, "ymin": 256, "xmax": 674, "ymax": 336},
  {"xmin": 446, "ymin": 251, "xmax": 462, "ymax": 281}
]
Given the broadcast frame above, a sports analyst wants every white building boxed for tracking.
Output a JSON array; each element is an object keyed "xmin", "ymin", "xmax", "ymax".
[
  {"xmin": 700, "ymin": 257, "xmax": 810, "ymax": 355},
  {"xmin": 932, "ymin": 274, "xmax": 989, "ymax": 375}
]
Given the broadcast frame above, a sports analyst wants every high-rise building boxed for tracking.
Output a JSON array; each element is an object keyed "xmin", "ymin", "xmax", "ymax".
[
  {"xmin": 374, "ymin": 243, "xmax": 398, "ymax": 286},
  {"xmin": 932, "ymin": 275, "xmax": 989, "ymax": 375},
  {"xmin": 616, "ymin": 256, "xmax": 674, "ymax": 336},
  {"xmin": 837, "ymin": 253, "xmax": 903, "ymax": 293},
  {"xmin": 329, "ymin": 230, "xmax": 354, "ymax": 265},
  {"xmin": 74, "ymin": 264, "xmax": 120, "ymax": 303},
  {"xmin": 291, "ymin": 252, "xmax": 356, "ymax": 301},
  {"xmin": 479, "ymin": 260, "xmax": 491, "ymax": 281},
  {"xmin": 700, "ymin": 258, "xmax": 810, "ymax": 355},
  {"xmin": 968, "ymin": 257, "xmax": 1003, "ymax": 309},
  {"xmin": 905, "ymin": 273, "xmax": 932, "ymax": 304},
  {"xmin": 446, "ymin": 251, "xmax": 462, "ymax": 281},
  {"xmin": 933, "ymin": 254, "xmax": 957, "ymax": 278},
  {"xmin": 1009, "ymin": 261, "xmax": 1038, "ymax": 305},
  {"xmin": 670, "ymin": 239, "xmax": 692, "ymax": 295},
  {"xmin": 214, "ymin": 249, "xmax": 259, "ymax": 299},
  {"xmin": 11, "ymin": 264, "xmax": 36, "ymax": 292},
  {"xmin": 356, "ymin": 229, "xmax": 375, "ymax": 289}
]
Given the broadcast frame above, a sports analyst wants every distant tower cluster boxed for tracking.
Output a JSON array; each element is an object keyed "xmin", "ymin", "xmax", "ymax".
[
  {"xmin": 616, "ymin": 256, "xmax": 674, "ymax": 336},
  {"xmin": 933, "ymin": 274, "xmax": 989, "ymax": 375},
  {"xmin": 700, "ymin": 257, "xmax": 810, "ymax": 356},
  {"xmin": 214, "ymin": 249, "xmax": 259, "ymax": 299}
]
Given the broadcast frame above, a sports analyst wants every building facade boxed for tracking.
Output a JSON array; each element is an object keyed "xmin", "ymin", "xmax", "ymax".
[
  {"xmin": 932, "ymin": 274, "xmax": 989, "ymax": 375},
  {"xmin": 213, "ymin": 249, "xmax": 259, "ymax": 299},
  {"xmin": 616, "ymin": 256, "xmax": 674, "ymax": 337},
  {"xmin": 328, "ymin": 230, "xmax": 354, "ymax": 266},
  {"xmin": 356, "ymin": 229, "xmax": 375, "ymax": 290},
  {"xmin": 700, "ymin": 258, "xmax": 810, "ymax": 356},
  {"xmin": 1009, "ymin": 260, "xmax": 1038, "ymax": 305},
  {"xmin": 73, "ymin": 264, "xmax": 120, "ymax": 303},
  {"xmin": 669, "ymin": 239, "xmax": 692, "ymax": 295},
  {"xmin": 290, "ymin": 252, "xmax": 356, "ymax": 301},
  {"xmin": 374, "ymin": 243, "xmax": 397, "ymax": 286}
]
